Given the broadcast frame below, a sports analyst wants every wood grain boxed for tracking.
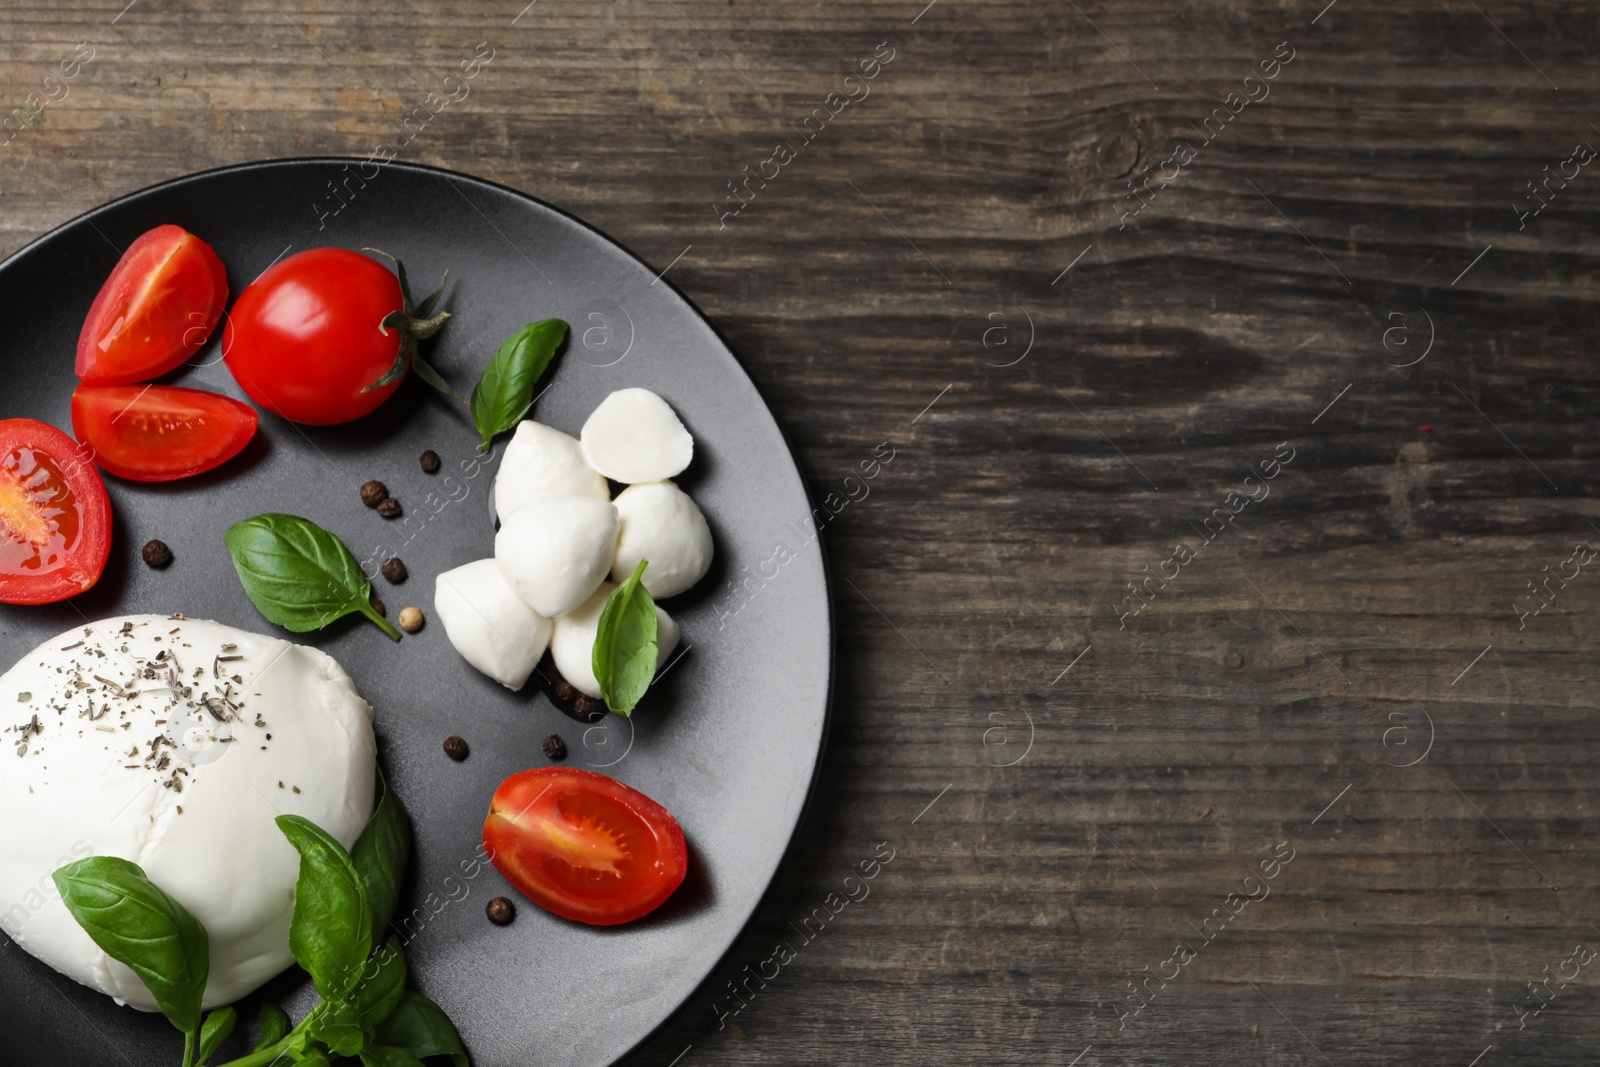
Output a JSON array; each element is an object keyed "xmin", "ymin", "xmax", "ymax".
[{"xmin": 4, "ymin": 0, "xmax": 1600, "ymax": 1063}]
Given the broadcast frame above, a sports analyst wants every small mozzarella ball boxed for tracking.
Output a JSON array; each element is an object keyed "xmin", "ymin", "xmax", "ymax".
[
  {"xmin": 549, "ymin": 582, "xmax": 610, "ymax": 699},
  {"xmin": 611, "ymin": 481, "xmax": 714, "ymax": 598},
  {"xmin": 496, "ymin": 496, "xmax": 619, "ymax": 618},
  {"xmin": 495, "ymin": 420, "xmax": 610, "ymax": 522},
  {"xmin": 655, "ymin": 607, "xmax": 681, "ymax": 667},
  {"xmin": 551, "ymin": 583, "xmax": 682, "ymax": 700},
  {"xmin": 435, "ymin": 559, "xmax": 553, "ymax": 690},
  {"xmin": 580, "ymin": 388, "xmax": 693, "ymax": 484}
]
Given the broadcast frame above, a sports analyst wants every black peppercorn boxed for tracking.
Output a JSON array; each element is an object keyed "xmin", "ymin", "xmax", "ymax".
[
  {"xmin": 420, "ymin": 450, "xmax": 441, "ymax": 474},
  {"xmin": 486, "ymin": 897, "xmax": 515, "ymax": 925},
  {"xmin": 553, "ymin": 680, "xmax": 576, "ymax": 705},
  {"xmin": 443, "ymin": 735, "xmax": 468, "ymax": 761},
  {"xmin": 370, "ymin": 596, "xmax": 387, "ymax": 618},
  {"xmin": 542, "ymin": 734, "xmax": 567, "ymax": 761},
  {"xmin": 376, "ymin": 497, "xmax": 403, "ymax": 520},
  {"xmin": 360, "ymin": 480, "xmax": 388, "ymax": 507},
  {"xmin": 572, "ymin": 695, "xmax": 605, "ymax": 722},
  {"xmin": 381, "ymin": 557, "xmax": 408, "ymax": 583},
  {"xmin": 142, "ymin": 540, "xmax": 173, "ymax": 568}
]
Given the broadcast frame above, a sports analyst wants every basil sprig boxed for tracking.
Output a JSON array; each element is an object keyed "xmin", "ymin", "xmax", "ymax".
[
  {"xmin": 53, "ymin": 769, "xmax": 468, "ymax": 1067},
  {"xmin": 224, "ymin": 513, "xmax": 401, "ymax": 641},
  {"xmin": 196, "ymin": 1007, "xmax": 236, "ymax": 1065},
  {"xmin": 276, "ymin": 814, "xmax": 373, "ymax": 1001},
  {"xmin": 253, "ymin": 1003, "xmax": 291, "ymax": 1051},
  {"xmin": 374, "ymin": 991, "xmax": 469, "ymax": 1066},
  {"xmin": 470, "ymin": 319, "xmax": 568, "ymax": 451},
  {"xmin": 593, "ymin": 559, "xmax": 659, "ymax": 716},
  {"xmin": 352, "ymin": 936, "xmax": 410, "ymax": 1027},
  {"xmin": 352, "ymin": 767, "xmax": 413, "ymax": 946},
  {"xmin": 52, "ymin": 857, "xmax": 210, "ymax": 1037}
]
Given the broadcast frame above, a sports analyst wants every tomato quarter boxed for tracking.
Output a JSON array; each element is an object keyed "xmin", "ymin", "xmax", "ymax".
[
  {"xmin": 0, "ymin": 419, "xmax": 112, "ymax": 605},
  {"xmin": 483, "ymin": 767, "xmax": 689, "ymax": 926},
  {"xmin": 71, "ymin": 384, "xmax": 258, "ymax": 482},
  {"xmin": 76, "ymin": 224, "xmax": 228, "ymax": 386},
  {"xmin": 222, "ymin": 247, "xmax": 454, "ymax": 426}
]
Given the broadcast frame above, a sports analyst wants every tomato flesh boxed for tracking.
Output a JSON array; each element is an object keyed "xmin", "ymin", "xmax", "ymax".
[
  {"xmin": 222, "ymin": 248, "xmax": 405, "ymax": 426},
  {"xmin": 0, "ymin": 419, "xmax": 112, "ymax": 605},
  {"xmin": 484, "ymin": 767, "xmax": 689, "ymax": 925},
  {"xmin": 76, "ymin": 224, "xmax": 228, "ymax": 385},
  {"xmin": 71, "ymin": 384, "xmax": 259, "ymax": 482}
]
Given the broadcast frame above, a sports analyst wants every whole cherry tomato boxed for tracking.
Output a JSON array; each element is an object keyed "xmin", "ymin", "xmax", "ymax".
[{"xmin": 221, "ymin": 248, "xmax": 453, "ymax": 426}]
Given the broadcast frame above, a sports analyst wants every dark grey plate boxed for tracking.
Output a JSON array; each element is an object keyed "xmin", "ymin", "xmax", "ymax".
[{"xmin": 0, "ymin": 159, "xmax": 831, "ymax": 1067}]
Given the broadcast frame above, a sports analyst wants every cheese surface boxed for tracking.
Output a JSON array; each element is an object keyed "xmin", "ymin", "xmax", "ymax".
[{"xmin": 0, "ymin": 615, "xmax": 375, "ymax": 1010}]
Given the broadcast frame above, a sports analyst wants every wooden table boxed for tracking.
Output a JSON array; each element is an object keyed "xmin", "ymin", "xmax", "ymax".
[{"xmin": 4, "ymin": 1, "xmax": 1599, "ymax": 1064}]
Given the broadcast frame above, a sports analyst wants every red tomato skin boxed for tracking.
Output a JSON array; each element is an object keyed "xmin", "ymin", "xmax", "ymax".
[
  {"xmin": 0, "ymin": 419, "xmax": 112, "ymax": 605},
  {"xmin": 221, "ymin": 248, "xmax": 405, "ymax": 426},
  {"xmin": 71, "ymin": 384, "xmax": 259, "ymax": 483},
  {"xmin": 75, "ymin": 225, "xmax": 229, "ymax": 386},
  {"xmin": 483, "ymin": 767, "xmax": 690, "ymax": 926}
]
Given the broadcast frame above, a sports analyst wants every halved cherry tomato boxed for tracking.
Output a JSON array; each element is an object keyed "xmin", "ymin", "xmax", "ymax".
[
  {"xmin": 0, "ymin": 419, "xmax": 112, "ymax": 605},
  {"xmin": 71, "ymin": 384, "xmax": 258, "ymax": 482},
  {"xmin": 222, "ymin": 248, "xmax": 408, "ymax": 426},
  {"xmin": 484, "ymin": 767, "xmax": 689, "ymax": 926},
  {"xmin": 76, "ymin": 224, "xmax": 228, "ymax": 386}
]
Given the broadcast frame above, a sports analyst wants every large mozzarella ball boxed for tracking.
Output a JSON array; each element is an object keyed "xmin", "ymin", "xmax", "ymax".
[
  {"xmin": 549, "ymin": 582, "xmax": 682, "ymax": 700},
  {"xmin": 0, "ymin": 616, "xmax": 375, "ymax": 1011},
  {"xmin": 494, "ymin": 420, "xmax": 610, "ymax": 522},
  {"xmin": 611, "ymin": 481, "xmax": 714, "ymax": 598},
  {"xmin": 580, "ymin": 388, "xmax": 693, "ymax": 484},
  {"xmin": 435, "ymin": 559, "xmax": 553, "ymax": 690},
  {"xmin": 495, "ymin": 495, "xmax": 619, "ymax": 618}
]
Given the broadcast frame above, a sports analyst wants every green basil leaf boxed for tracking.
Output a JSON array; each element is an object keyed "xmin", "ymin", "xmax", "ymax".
[
  {"xmin": 255, "ymin": 1001, "xmax": 292, "ymax": 1051},
  {"xmin": 224, "ymin": 514, "xmax": 401, "ymax": 641},
  {"xmin": 352, "ymin": 767, "xmax": 412, "ymax": 947},
  {"xmin": 593, "ymin": 559, "xmax": 658, "ymax": 716},
  {"xmin": 361, "ymin": 1046, "xmax": 428, "ymax": 1067},
  {"xmin": 307, "ymin": 999, "xmax": 364, "ymax": 1058},
  {"xmin": 373, "ymin": 991, "xmax": 468, "ymax": 1067},
  {"xmin": 196, "ymin": 1006, "xmax": 236, "ymax": 1065},
  {"xmin": 292, "ymin": 1047, "xmax": 333, "ymax": 1067},
  {"xmin": 352, "ymin": 937, "xmax": 408, "ymax": 1026},
  {"xmin": 275, "ymin": 814, "xmax": 373, "ymax": 1000},
  {"xmin": 51, "ymin": 857, "xmax": 209, "ymax": 1034},
  {"xmin": 470, "ymin": 319, "xmax": 568, "ymax": 451}
]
